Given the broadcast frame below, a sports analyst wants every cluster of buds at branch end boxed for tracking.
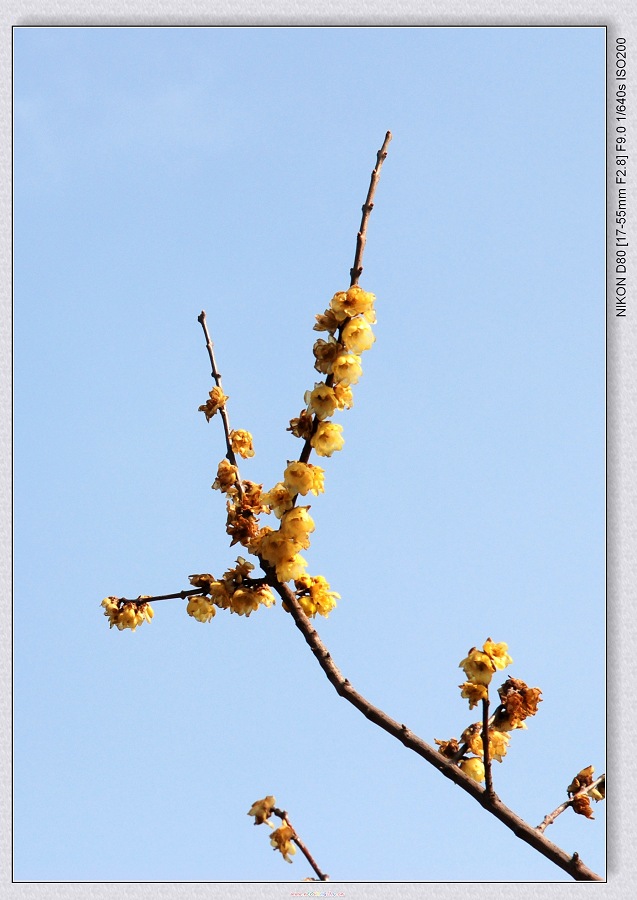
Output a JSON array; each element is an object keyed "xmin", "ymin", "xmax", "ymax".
[
  {"xmin": 567, "ymin": 766, "xmax": 606, "ymax": 820},
  {"xmin": 101, "ymin": 596, "xmax": 154, "ymax": 631}
]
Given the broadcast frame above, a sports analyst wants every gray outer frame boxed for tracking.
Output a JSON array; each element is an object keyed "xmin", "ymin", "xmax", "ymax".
[{"xmin": 3, "ymin": 3, "xmax": 632, "ymax": 898}]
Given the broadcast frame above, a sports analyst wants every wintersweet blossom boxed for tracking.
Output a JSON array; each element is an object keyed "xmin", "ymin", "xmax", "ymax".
[
  {"xmin": 280, "ymin": 507, "xmax": 315, "ymax": 549},
  {"xmin": 212, "ymin": 458, "xmax": 239, "ymax": 493},
  {"xmin": 294, "ymin": 574, "xmax": 340, "ymax": 618},
  {"xmin": 331, "ymin": 352, "xmax": 363, "ymax": 386},
  {"xmin": 333, "ymin": 382, "xmax": 354, "ymax": 410},
  {"xmin": 483, "ymin": 639, "xmax": 513, "ymax": 670},
  {"xmin": 229, "ymin": 429, "xmax": 255, "ymax": 459},
  {"xmin": 248, "ymin": 796, "xmax": 276, "ymax": 826},
  {"xmin": 459, "ymin": 682, "xmax": 489, "ymax": 708},
  {"xmin": 262, "ymin": 482, "xmax": 295, "ymax": 518},
  {"xmin": 270, "ymin": 823, "xmax": 297, "ymax": 863},
  {"xmin": 304, "ymin": 382, "xmax": 337, "ymax": 420},
  {"xmin": 329, "ymin": 285, "xmax": 376, "ymax": 320},
  {"xmin": 283, "ymin": 461, "xmax": 324, "ymax": 497},
  {"xmin": 198, "ymin": 386, "xmax": 229, "ymax": 421},
  {"xmin": 341, "ymin": 315, "xmax": 376, "ymax": 353},
  {"xmin": 313, "ymin": 337, "xmax": 342, "ymax": 375},
  {"xmin": 495, "ymin": 678, "xmax": 542, "ymax": 729},
  {"xmin": 101, "ymin": 597, "xmax": 154, "ymax": 631},
  {"xmin": 287, "ymin": 409, "xmax": 314, "ymax": 440},
  {"xmin": 187, "ymin": 595, "xmax": 216, "ymax": 623},
  {"xmin": 311, "ymin": 422, "xmax": 344, "ymax": 457},
  {"xmin": 459, "ymin": 648, "xmax": 496, "ymax": 685},
  {"xmin": 459, "ymin": 757, "xmax": 485, "ymax": 783}
]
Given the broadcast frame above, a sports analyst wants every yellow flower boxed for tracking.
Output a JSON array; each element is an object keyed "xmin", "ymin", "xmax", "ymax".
[
  {"xmin": 229, "ymin": 429, "xmax": 255, "ymax": 459},
  {"xmin": 101, "ymin": 596, "xmax": 120, "ymax": 627},
  {"xmin": 460, "ymin": 726, "xmax": 510, "ymax": 763},
  {"xmin": 212, "ymin": 458, "xmax": 239, "ymax": 493},
  {"xmin": 275, "ymin": 553, "xmax": 308, "ymax": 583},
  {"xmin": 341, "ymin": 315, "xmax": 376, "ymax": 353},
  {"xmin": 459, "ymin": 682, "xmax": 489, "ymax": 709},
  {"xmin": 294, "ymin": 574, "xmax": 340, "ymax": 618},
  {"xmin": 483, "ymin": 639, "xmax": 513, "ymax": 670},
  {"xmin": 434, "ymin": 738, "xmax": 460, "ymax": 759},
  {"xmin": 270, "ymin": 823, "xmax": 297, "ymax": 863},
  {"xmin": 459, "ymin": 757, "xmax": 485, "ymax": 783},
  {"xmin": 304, "ymin": 382, "xmax": 337, "ymax": 421},
  {"xmin": 198, "ymin": 386, "xmax": 229, "ymax": 421},
  {"xmin": 333, "ymin": 382, "xmax": 354, "ymax": 410},
  {"xmin": 488, "ymin": 729, "xmax": 510, "ymax": 763},
  {"xmin": 313, "ymin": 308, "xmax": 341, "ymax": 333},
  {"xmin": 589, "ymin": 777, "xmax": 605, "ymax": 802},
  {"xmin": 313, "ymin": 337, "xmax": 342, "ymax": 375},
  {"xmin": 280, "ymin": 507, "xmax": 315, "ymax": 549},
  {"xmin": 248, "ymin": 795, "xmax": 276, "ymax": 826},
  {"xmin": 262, "ymin": 482, "xmax": 295, "ymax": 518},
  {"xmin": 330, "ymin": 285, "xmax": 376, "ymax": 319},
  {"xmin": 459, "ymin": 648, "xmax": 496, "ymax": 685},
  {"xmin": 331, "ymin": 352, "xmax": 363, "ymax": 386},
  {"xmin": 311, "ymin": 422, "xmax": 344, "ymax": 457},
  {"xmin": 187, "ymin": 595, "xmax": 216, "ymax": 623},
  {"xmin": 229, "ymin": 588, "xmax": 261, "ymax": 617},
  {"xmin": 287, "ymin": 409, "xmax": 314, "ymax": 440},
  {"xmin": 258, "ymin": 530, "xmax": 302, "ymax": 567},
  {"xmin": 209, "ymin": 579, "xmax": 233, "ymax": 609},
  {"xmin": 101, "ymin": 597, "xmax": 154, "ymax": 632},
  {"xmin": 460, "ymin": 724, "xmax": 483, "ymax": 757},
  {"xmin": 283, "ymin": 461, "xmax": 324, "ymax": 497}
]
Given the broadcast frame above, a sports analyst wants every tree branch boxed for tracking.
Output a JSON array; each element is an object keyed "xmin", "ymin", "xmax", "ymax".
[{"xmin": 268, "ymin": 577, "xmax": 602, "ymax": 882}]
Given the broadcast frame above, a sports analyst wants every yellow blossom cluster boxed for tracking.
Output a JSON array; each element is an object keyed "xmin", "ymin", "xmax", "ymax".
[
  {"xmin": 459, "ymin": 639, "xmax": 514, "ymax": 692},
  {"xmin": 435, "ymin": 640, "xmax": 541, "ymax": 784},
  {"xmin": 101, "ymin": 596, "xmax": 154, "ymax": 631},
  {"xmin": 294, "ymin": 574, "xmax": 340, "ymax": 618},
  {"xmin": 287, "ymin": 285, "xmax": 376, "ymax": 457},
  {"xmin": 186, "ymin": 559, "xmax": 275, "ymax": 620},
  {"xmin": 567, "ymin": 765, "xmax": 605, "ymax": 819}
]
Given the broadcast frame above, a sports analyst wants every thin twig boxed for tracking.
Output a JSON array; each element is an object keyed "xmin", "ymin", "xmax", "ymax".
[
  {"xmin": 272, "ymin": 807, "xmax": 329, "ymax": 881},
  {"xmin": 116, "ymin": 588, "xmax": 206, "ymax": 605},
  {"xmin": 197, "ymin": 310, "xmax": 244, "ymax": 499},
  {"xmin": 482, "ymin": 696, "xmax": 496, "ymax": 801},
  {"xmin": 536, "ymin": 775, "xmax": 606, "ymax": 833},
  {"xmin": 350, "ymin": 131, "xmax": 392, "ymax": 286},
  {"xmin": 266, "ymin": 575, "xmax": 602, "ymax": 882}
]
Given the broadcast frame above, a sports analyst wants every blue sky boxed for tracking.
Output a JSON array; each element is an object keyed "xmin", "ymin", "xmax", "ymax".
[{"xmin": 13, "ymin": 26, "xmax": 605, "ymax": 884}]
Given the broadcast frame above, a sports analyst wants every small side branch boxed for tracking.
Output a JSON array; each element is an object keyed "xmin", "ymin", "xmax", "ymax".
[
  {"xmin": 273, "ymin": 808, "xmax": 329, "ymax": 882},
  {"xmin": 536, "ymin": 775, "xmax": 606, "ymax": 833},
  {"xmin": 197, "ymin": 310, "xmax": 244, "ymax": 497},
  {"xmin": 116, "ymin": 588, "xmax": 205, "ymax": 605},
  {"xmin": 350, "ymin": 130, "xmax": 392, "ymax": 286}
]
